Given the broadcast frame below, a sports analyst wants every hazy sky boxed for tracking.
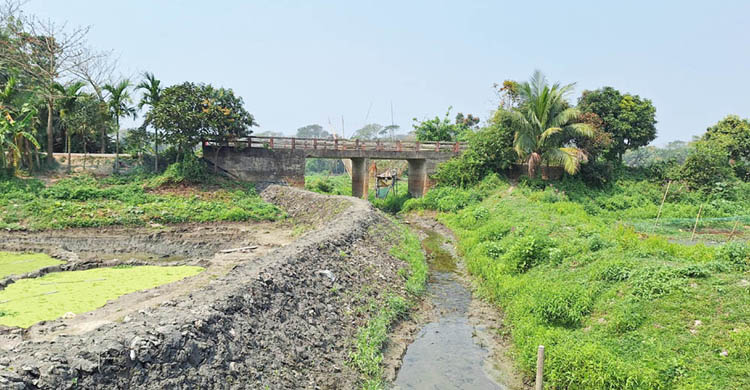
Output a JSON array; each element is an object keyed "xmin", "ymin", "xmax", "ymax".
[{"xmin": 23, "ymin": 0, "xmax": 750, "ymax": 144}]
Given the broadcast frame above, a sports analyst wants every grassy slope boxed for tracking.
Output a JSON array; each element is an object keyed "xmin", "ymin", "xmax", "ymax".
[
  {"xmin": 0, "ymin": 265, "xmax": 203, "ymax": 328},
  {"xmin": 0, "ymin": 174, "xmax": 285, "ymax": 231},
  {"xmin": 0, "ymin": 252, "xmax": 65, "ymax": 279},
  {"xmin": 406, "ymin": 175, "xmax": 750, "ymax": 389}
]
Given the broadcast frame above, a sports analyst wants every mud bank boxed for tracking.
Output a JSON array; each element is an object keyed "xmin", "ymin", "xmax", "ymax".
[{"xmin": 0, "ymin": 186, "xmax": 409, "ymax": 389}]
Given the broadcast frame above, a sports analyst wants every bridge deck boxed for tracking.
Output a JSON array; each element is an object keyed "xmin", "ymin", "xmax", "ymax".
[{"xmin": 205, "ymin": 136, "xmax": 467, "ymax": 160}]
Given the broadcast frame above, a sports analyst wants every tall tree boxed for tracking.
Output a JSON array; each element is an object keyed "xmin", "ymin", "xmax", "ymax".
[
  {"xmin": 61, "ymin": 93, "xmax": 108, "ymax": 166},
  {"xmin": 54, "ymin": 81, "xmax": 85, "ymax": 171},
  {"xmin": 148, "ymin": 82, "xmax": 256, "ymax": 161},
  {"xmin": 701, "ymin": 115, "xmax": 750, "ymax": 180},
  {"xmin": 103, "ymin": 79, "xmax": 136, "ymax": 170},
  {"xmin": 136, "ymin": 72, "xmax": 162, "ymax": 171},
  {"xmin": 578, "ymin": 86, "xmax": 657, "ymax": 163},
  {"xmin": 509, "ymin": 70, "xmax": 593, "ymax": 177},
  {"xmin": 1, "ymin": 11, "xmax": 95, "ymax": 163}
]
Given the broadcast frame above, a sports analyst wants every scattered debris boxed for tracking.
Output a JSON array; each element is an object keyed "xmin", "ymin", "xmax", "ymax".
[{"xmin": 219, "ymin": 246, "xmax": 258, "ymax": 254}]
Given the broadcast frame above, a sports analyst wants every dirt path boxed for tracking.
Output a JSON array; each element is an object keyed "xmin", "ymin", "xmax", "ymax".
[
  {"xmin": 384, "ymin": 215, "xmax": 526, "ymax": 390},
  {"xmin": 0, "ymin": 221, "xmax": 295, "ymax": 350}
]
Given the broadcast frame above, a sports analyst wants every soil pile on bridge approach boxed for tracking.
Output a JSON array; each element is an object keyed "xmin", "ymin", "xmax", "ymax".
[{"xmin": 0, "ymin": 186, "xmax": 409, "ymax": 389}]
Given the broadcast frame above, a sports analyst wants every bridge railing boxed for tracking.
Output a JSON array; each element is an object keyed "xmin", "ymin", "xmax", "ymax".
[{"xmin": 204, "ymin": 136, "xmax": 468, "ymax": 154}]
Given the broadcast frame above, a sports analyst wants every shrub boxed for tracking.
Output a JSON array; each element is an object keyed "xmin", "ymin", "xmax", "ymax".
[
  {"xmin": 716, "ymin": 242, "xmax": 750, "ymax": 270},
  {"xmin": 501, "ymin": 235, "xmax": 550, "ymax": 273},
  {"xmin": 532, "ymin": 284, "xmax": 593, "ymax": 327}
]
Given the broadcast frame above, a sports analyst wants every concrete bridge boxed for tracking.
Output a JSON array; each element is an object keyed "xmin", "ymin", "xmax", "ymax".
[{"xmin": 203, "ymin": 136, "xmax": 467, "ymax": 198}]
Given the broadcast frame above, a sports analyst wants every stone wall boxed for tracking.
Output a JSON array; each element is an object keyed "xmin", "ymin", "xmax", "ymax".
[
  {"xmin": 52, "ymin": 153, "xmax": 134, "ymax": 175},
  {"xmin": 202, "ymin": 145, "xmax": 306, "ymax": 188}
]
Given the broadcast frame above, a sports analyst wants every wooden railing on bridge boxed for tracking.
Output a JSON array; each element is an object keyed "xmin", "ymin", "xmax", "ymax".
[{"xmin": 204, "ymin": 136, "xmax": 468, "ymax": 154}]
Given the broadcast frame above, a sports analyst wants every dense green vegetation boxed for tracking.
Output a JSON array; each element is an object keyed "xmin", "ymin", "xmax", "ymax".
[
  {"xmin": 0, "ymin": 265, "xmax": 204, "ymax": 328},
  {"xmin": 1, "ymin": 4, "xmax": 257, "ymax": 175},
  {"xmin": 351, "ymin": 224, "xmax": 427, "ymax": 389},
  {"xmin": 0, "ymin": 252, "xmax": 64, "ymax": 279},
  {"xmin": 0, "ymin": 170, "xmax": 285, "ymax": 231},
  {"xmin": 404, "ymin": 174, "xmax": 750, "ymax": 389}
]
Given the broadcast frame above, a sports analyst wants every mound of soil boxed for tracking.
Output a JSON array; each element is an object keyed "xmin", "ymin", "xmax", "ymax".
[{"xmin": 0, "ymin": 186, "xmax": 409, "ymax": 389}]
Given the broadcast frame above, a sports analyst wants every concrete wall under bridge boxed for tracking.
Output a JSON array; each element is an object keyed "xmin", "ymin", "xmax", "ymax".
[{"xmin": 202, "ymin": 137, "xmax": 467, "ymax": 198}]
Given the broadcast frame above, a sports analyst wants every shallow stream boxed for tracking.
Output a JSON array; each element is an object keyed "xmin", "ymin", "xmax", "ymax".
[{"xmin": 394, "ymin": 227, "xmax": 507, "ymax": 390}]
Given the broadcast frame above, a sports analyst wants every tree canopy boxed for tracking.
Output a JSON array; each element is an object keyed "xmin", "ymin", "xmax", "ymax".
[
  {"xmin": 578, "ymin": 86, "xmax": 657, "ymax": 163},
  {"xmin": 147, "ymin": 82, "xmax": 256, "ymax": 155}
]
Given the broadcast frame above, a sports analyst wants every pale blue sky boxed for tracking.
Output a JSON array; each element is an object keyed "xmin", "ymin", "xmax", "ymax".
[{"xmin": 24, "ymin": 0, "xmax": 750, "ymax": 144}]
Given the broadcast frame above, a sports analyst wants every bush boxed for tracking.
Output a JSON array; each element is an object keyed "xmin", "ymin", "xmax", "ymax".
[
  {"xmin": 716, "ymin": 242, "xmax": 750, "ymax": 270},
  {"xmin": 680, "ymin": 141, "xmax": 736, "ymax": 190},
  {"xmin": 532, "ymin": 284, "xmax": 593, "ymax": 327},
  {"xmin": 501, "ymin": 234, "xmax": 550, "ymax": 273}
]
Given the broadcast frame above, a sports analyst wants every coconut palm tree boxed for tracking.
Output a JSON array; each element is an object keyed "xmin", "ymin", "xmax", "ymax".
[
  {"xmin": 54, "ymin": 81, "xmax": 86, "ymax": 172},
  {"xmin": 136, "ymin": 72, "xmax": 162, "ymax": 171},
  {"xmin": 509, "ymin": 70, "xmax": 593, "ymax": 177},
  {"xmin": 103, "ymin": 79, "xmax": 136, "ymax": 171}
]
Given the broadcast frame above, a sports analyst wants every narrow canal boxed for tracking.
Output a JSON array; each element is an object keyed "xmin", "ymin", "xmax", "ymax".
[{"xmin": 393, "ymin": 221, "xmax": 520, "ymax": 390}]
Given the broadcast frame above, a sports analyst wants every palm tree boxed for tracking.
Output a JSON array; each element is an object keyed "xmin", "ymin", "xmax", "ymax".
[
  {"xmin": 509, "ymin": 70, "xmax": 593, "ymax": 178},
  {"xmin": 103, "ymin": 79, "xmax": 136, "ymax": 171},
  {"xmin": 136, "ymin": 72, "xmax": 162, "ymax": 171},
  {"xmin": 54, "ymin": 81, "xmax": 86, "ymax": 172}
]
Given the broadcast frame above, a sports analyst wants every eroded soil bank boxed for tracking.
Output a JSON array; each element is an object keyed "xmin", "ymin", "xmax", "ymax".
[
  {"xmin": 388, "ymin": 216, "xmax": 525, "ymax": 390},
  {"xmin": 0, "ymin": 186, "xmax": 413, "ymax": 389}
]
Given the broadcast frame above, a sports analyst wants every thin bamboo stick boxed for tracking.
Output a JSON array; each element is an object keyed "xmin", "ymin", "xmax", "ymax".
[{"xmin": 691, "ymin": 204, "xmax": 704, "ymax": 241}]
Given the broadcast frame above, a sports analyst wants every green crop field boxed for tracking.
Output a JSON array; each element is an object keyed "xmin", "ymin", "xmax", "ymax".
[{"xmin": 0, "ymin": 265, "xmax": 204, "ymax": 328}]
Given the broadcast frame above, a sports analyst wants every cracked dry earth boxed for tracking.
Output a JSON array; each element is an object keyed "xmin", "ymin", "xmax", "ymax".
[{"xmin": 0, "ymin": 186, "xmax": 412, "ymax": 389}]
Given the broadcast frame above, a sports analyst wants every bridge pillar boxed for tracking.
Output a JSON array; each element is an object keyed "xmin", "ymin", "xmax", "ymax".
[
  {"xmin": 351, "ymin": 157, "xmax": 370, "ymax": 199},
  {"xmin": 407, "ymin": 159, "xmax": 427, "ymax": 198}
]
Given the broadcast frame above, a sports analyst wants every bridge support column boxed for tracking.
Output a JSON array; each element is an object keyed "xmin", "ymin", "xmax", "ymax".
[
  {"xmin": 351, "ymin": 157, "xmax": 370, "ymax": 199},
  {"xmin": 407, "ymin": 159, "xmax": 427, "ymax": 198}
]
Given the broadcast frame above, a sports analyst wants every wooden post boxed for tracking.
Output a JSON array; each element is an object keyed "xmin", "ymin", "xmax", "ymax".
[
  {"xmin": 355, "ymin": 138, "xmax": 360, "ymax": 150},
  {"xmin": 535, "ymin": 345, "xmax": 545, "ymax": 390},
  {"xmin": 269, "ymin": 137, "xmax": 274, "ymax": 149},
  {"xmin": 291, "ymin": 138, "xmax": 296, "ymax": 150},
  {"xmin": 334, "ymin": 138, "xmax": 338, "ymax": 150},
  {"xmin": 313, "ymin": 138, "xmax": 317, "ymax": 149},
  {"xmin": 415, "ymin": 141, "xmax": 420, "ymax": 152},
  {"xmin": 653, "ymin": 181, "xmax": 672, "ymax": 231},
  {"xmin": 435, "ymin": 141, "xmax": 440, "ymax": 151},
  {"xmin": 691, "ymin": 204, "xmax": 704, "ymax": 241}
]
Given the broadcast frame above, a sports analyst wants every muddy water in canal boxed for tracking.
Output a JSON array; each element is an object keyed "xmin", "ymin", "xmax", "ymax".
[{"xmin": 394, "ymin": 228, "xmax": 509, "ymax": 390}]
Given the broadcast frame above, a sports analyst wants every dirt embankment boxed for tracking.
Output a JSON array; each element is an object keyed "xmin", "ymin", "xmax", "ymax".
[{"xmin": 0, "ymin": 186, "xmax": 408, "ymax": 389}]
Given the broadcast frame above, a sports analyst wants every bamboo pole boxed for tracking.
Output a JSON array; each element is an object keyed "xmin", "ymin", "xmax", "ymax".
[
  {"xmin": 653, "ymin": 181, "xmax": 671, "ymax": 231},
  {"xmin": 729, "ymin": 219, "xmax": 741, "ymax": 242},
  {"xmin": 691, "ymin": 204, "xmax": 704, "ymax": 241},
  {"xmin": 535, "ymin": 345, "xmax": 545, "ymax": 390}
]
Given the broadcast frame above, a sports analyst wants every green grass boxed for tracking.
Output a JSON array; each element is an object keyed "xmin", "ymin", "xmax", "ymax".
[
  {"xmin": 0, "ymin": 252, "xmax": 64, "ymax": 279},
  {"xmin": 351, "ymin": 223, "xmax": 427, "ymax": 389},
  {"xmin": 405, "ymin": 174, "xmax": 750, "ymax": 389},
  {"xmin": 0, "ymin": 174, "xmax": 285, "ymax": 231},
  {"xmin": 0, "ymin": 265, "xmax": 203, "ymax": 328},
  {"xmin": 305, "ymin": 174, "xmax": 352, "ymax": 196}
]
